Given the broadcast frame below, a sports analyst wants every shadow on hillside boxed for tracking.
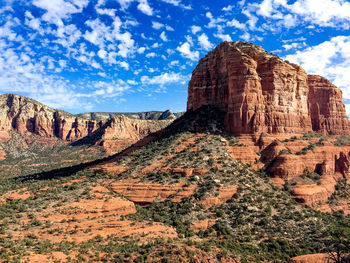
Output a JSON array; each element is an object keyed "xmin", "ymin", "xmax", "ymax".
[
  {"xmin": 70, "ymin": 119, "xmax": 113, "ymax": 147},
  {"xmin": 16, "ymin": 106, "xmax": 226, "ymax": 183}
]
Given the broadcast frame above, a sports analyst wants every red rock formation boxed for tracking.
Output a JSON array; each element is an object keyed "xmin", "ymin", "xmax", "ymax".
[
  {"xmin": 291, "ymin": 184, "xmax": 329, "ymax": 206},
  {"xmin": 308, "ymin": 75, "xmax": 350, "ymax": 134},
  {"xmin": 0, "ymin": 94, "xmax": 171, "ymax": 152},
  {"xmin": 110, "ymin": 179, "xmax": 196, "ymax": 204},
  {"xmin": 191, "ymin": 219, "xmax": 217, "ymax": 233},
  {"xmin": 198, "ymin": 185, "xmax": 238, "ymax": 209},
  {"xmin": 264, "ymin": 142, "xmax": 350, "ymax": 181},
  {"xmin": 187, "ymin": 41, "xmax": 350, "ymax": 135}
]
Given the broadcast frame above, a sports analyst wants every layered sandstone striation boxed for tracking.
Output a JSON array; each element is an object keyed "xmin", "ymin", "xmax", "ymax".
[
  {"xmin": 0, "ymin": 94, "xmax": 172, "ymax": 151},
  {"xmin": 187, "ymin": 41, "xmax": 350, "ymax": 135}
]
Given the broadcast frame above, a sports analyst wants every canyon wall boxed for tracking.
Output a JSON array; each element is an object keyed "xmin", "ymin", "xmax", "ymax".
[{"xmin": 0, "ymin": 94, "xmax": 172, "ymax": 149}]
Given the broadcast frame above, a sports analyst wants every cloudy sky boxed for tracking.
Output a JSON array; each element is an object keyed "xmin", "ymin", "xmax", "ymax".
[{"xmin": 0, "ymin": 0, "xmax": 350, "ymax": 114}]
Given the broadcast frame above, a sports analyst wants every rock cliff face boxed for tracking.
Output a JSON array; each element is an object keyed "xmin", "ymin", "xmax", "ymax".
[
  {"xmin": 0, "ymin": 94, "xmax": 99, "ymax": 140},
  {"xmin": 187, "ymin": 41, "xmax": 350, "ymax": 135},
  {"xmin": 0, "ymin": 94, "xmax": 172, "ymax": 151},
  {"xmin": 188, "ymin": 41, "xmax": 350, "ymax": 213}
]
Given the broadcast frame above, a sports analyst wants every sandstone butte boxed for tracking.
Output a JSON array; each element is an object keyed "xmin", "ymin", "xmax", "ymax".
[
  {"xmin": 0, "ymin": 93, "xmax": 172, "ymax": 152},
  {"xmin": 187, "ymin": 41, "xmax": 350, "ymax": 135},
  {"xmin": 187, "ymin": 41, "xmax": 350, "ymax": 213}
]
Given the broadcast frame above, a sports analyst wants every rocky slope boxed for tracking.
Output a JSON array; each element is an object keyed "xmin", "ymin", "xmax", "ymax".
[
  {"xmin": 0, "ymin": 106, "xmax": 348, "ymax": 262},
  {"xmin": 187, "ymin": 41, "xmax": 350, "ymax": 135}
]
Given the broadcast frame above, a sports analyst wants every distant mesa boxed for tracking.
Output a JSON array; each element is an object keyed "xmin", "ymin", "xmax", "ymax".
[
  {"xmin": 187, "ymin": 41, "xmax": 350, "ymax": 135},
  {"xmin": 76, "ymin": 109, "xmax": 182, "ymax": 121}
]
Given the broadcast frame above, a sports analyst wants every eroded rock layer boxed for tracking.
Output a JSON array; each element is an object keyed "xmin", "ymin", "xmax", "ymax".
[
  {"xmin": 187, "ymin": 41, "xmax": 350, "ymax": 135},
  {"xmin": 0, "ymin": 94, "xmax": 172, "ymax": 152}
]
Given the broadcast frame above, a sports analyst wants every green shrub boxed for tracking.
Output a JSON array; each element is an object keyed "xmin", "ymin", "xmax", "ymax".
[{"xmin": 334, "ymin": 135, "xmax": 350, "ymax": 146}]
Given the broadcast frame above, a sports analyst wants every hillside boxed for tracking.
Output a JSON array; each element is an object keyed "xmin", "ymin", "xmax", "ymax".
[
  {"xmin": 0, "ymin": 94, "xmax": 175, "ymax": 177},
  {"xmin": 0, "ymin": 106, "xmax": 349, "ymax": 262},
  {"xmin": 0, "ymin": 41, "xmax": 349, "ymax": 262}
]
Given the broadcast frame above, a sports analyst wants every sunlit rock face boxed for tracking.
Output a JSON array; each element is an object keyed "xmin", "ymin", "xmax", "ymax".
[{"xmin": 187, "ymin": 41, "xmax": 350, "ymax": 135}]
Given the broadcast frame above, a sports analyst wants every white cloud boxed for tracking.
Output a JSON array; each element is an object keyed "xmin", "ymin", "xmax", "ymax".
[
  {"xmin": 146, "ymin": 52, "xmax": 156, "ymax": 58},
  {"xmin": 185, "ymin": 35, "xmax": 194, "ymax": 45},
  {"xmin": 115, "ymin": 0, "xmax": 134, "ymax": 10},
  {"xmin": 83, "ymin": 18, "xmax": 112, "ymax": 47},
  {"xmin": 119, "ymin": 61, "xmax": 129, "ymax": 70},
  {"xmin": 115, "ymin": 0, "xmax": 153, "ymax": 15},
  {"xmin": 141, "ymin": 72, "xmax": 184, "ymax": 85},
  {"xmin": 240, "ymin": 32, "xmax": 251, "ymax": 41},
  {"xmin": 160, "ymin": 0, "xmax": 181, "ymax": 6},
  {"xmin": 152, "ymin": 21, "xmax": 164, "ymax": 29},
  {"xmin": 160, "ymin": 0, "xmax": 192, "ymax": 9},
  {"xmin": 0, "ymin": 18, "xmax": 23, "ymax": 42},
  {"xmin": 58, "ymin": 59, "xmax": 67, "ymax": 68},
  {"xmin": 285, "ymin": 0, "xmax": 350, "ymax": 28},
  {"xmin": 84, "ymin": 80, "xmax": 131, "ymax": 98},
  {"xmin": 282, "ymin": 42, "xmax": 306, "ymax": 51},
  {"xmin": 127, "ymin": 79, "xmax": 138, "ymax": 85},
  {"xmin": 222, "ymin": 5, "xmax": 234, "ymax": 11},
  {"xmin": 176, "ymin": 42, "xmax": 199, "ymax": 61},
  {"xmin": 54, "ymin": 24, "xmax": 82, "ymax": 48},
  {"xmin": 115, "ymin": 32, "xmax": 135, "ymax": 58},
  {"xmin": 214, "ymin": 33, "xmax": 232, "ymax": 42},
  {"xmin": 285, "ymin": 36, "xmax": 350, "ymax": 102},
  {"xmin": 165, "ymin": 25, "xmax": 174, "ymax": 31},
  {"xmin": 241, "ymin": 9, "xmax": 259, "ymax": 30},
  {"xmin": 91, "ymin": 61, "xmax": 102, "ymax": 69},
  {"xmin": 96, "ymin": 7, "xmax": 116, "ymax": 17},
  {"xmin": 25, "ymin": 11, "xmax": 41, "ymax": 30},
  {"xmin": 227, "ymin": 18, "xmax": 247, "ymax": 30},
  {"xmin": 206, "ymin": 12, "xmax": 225, "ymax": 28},
  {"xmin": 137, "ymin": 0, "xmax": 153, "ymax": 16},
  {"xmin": 97, "ymin": 49, "xmax": 107, "ymax": 59},
  {"xmin": 191, "ymin": 25, "xmax": 201, "ymax": 34},
  {"xmin": 0, "ymin": 47, "xmax": 93, "ymax": 110},
  {"xmin": 166, "ymin": 49, "xmax": 175, "ymax": 55},
  {"xmin": 33, "ymin": 0, "xmax": 89, "ymax": 26},
  {"xmin": 198, "ymin": 33, "xmax": 213, "ymax": 51},
  {"xmin": 160, "ymin": 31, "xmax": 168, "ymax": 41},
  {"xmin": 169, "ymin": 60, "xmax": 179, "ymax": 66},
  {"xmin": 282, "ymin": 14, "xmax": 297, "ymax": 28},
  {"xmin": 137, "ymin": 47, "xmax": 146, "ymax": 54},
  {"xmin": 83, "ymin": 17, "xmax": 135, "ymax": 58},
  {"xmin": 251, "ymin": 0, "xmax": 350, "ymax": 29},
  {"xmin": 256, "ymin": 0, "xmax": 275, "ymax": 17}
]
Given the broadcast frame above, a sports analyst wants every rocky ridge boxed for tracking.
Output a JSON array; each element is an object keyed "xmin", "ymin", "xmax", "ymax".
[
  {"xmin": 0, "ymin": 94, "xmax": 173, "ymax": 153},
  {"xmin": 77, "ymin": 109, "xmax": 183, "ymax": 121}
]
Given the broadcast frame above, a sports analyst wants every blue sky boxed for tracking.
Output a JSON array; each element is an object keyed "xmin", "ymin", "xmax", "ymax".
[{"xmin": 0, "ymin": 0, "xmax": 350, "ymax": 114}]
